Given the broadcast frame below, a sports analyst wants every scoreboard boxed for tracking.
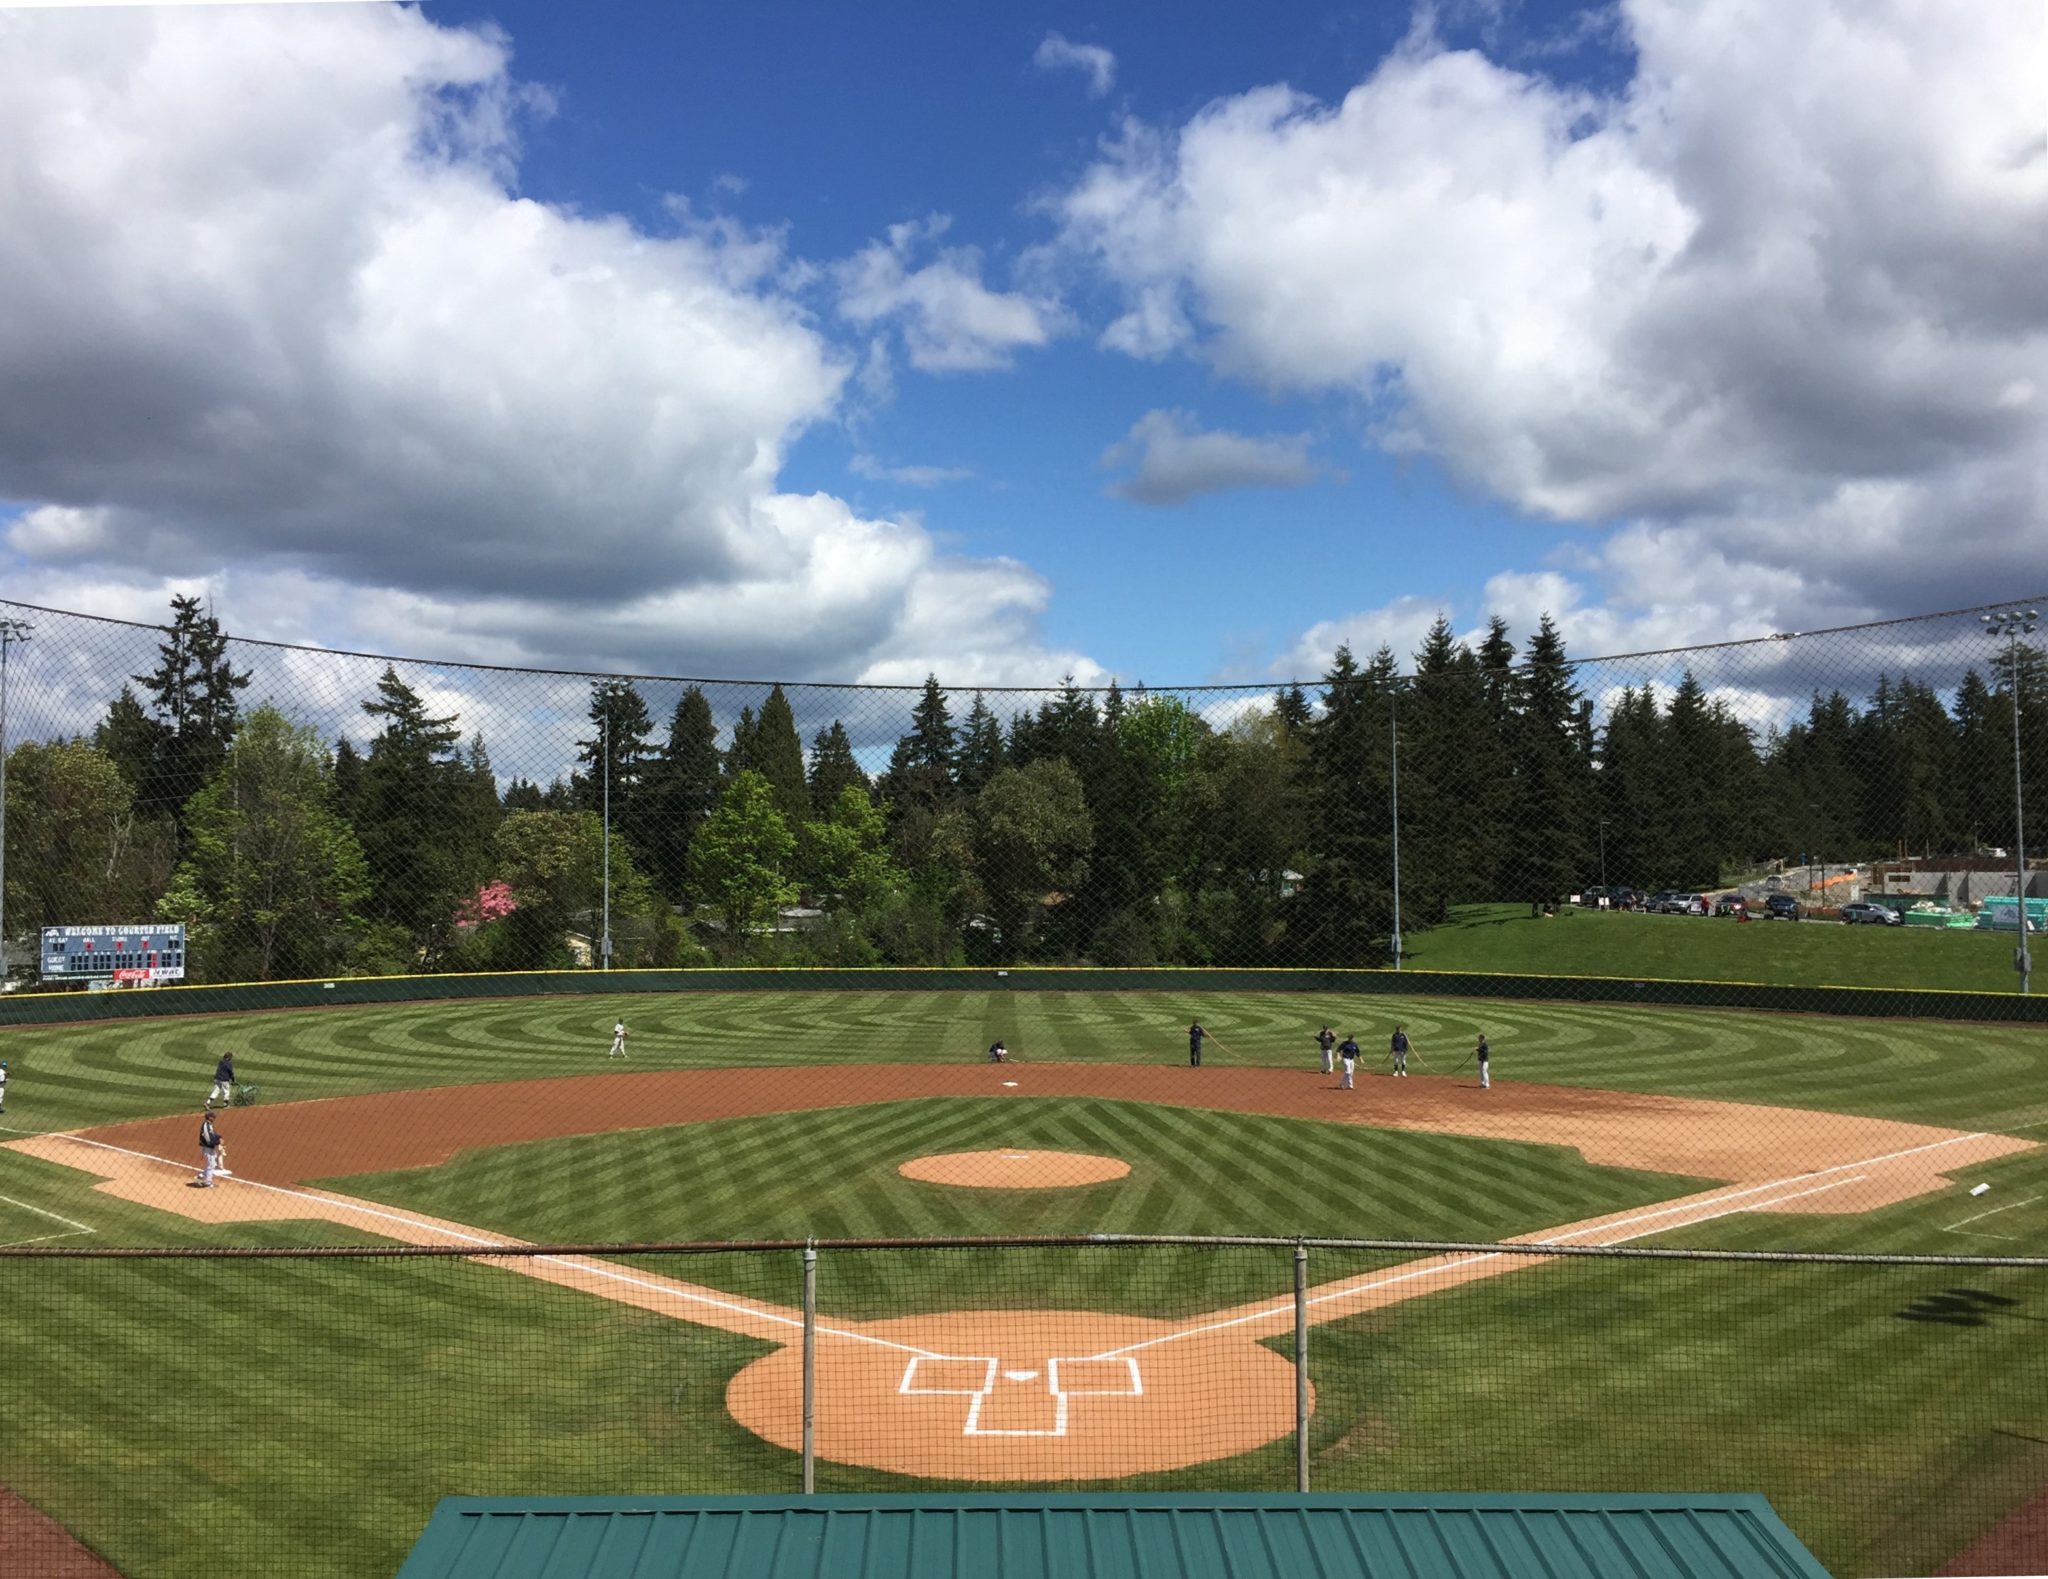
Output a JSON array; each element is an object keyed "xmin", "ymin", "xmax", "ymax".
[{"xmin": 40, "ymin": 924, "xmax": 188, "ymax": 984}]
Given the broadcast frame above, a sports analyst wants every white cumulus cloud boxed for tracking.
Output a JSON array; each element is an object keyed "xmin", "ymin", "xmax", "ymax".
[
  {"xmin": 835, "ymin": 215, "xmax": 1063, "ymax": 373},
  {"xmin": 1056, "ymin": 0, "xmax": 2047, "ymax": 640},
  {"xmin": 0, "ymin": 5, "xmax": 1098, "ymax": 685}
]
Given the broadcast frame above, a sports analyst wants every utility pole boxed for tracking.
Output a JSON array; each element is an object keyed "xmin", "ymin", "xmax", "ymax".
[
  {"xmin": 0, "ymin": 618, "xmax": 31, "ymax": 990},
  {"xmin": 1597, "ymin": 818, "xmax": 1610, "ymax": 894},
  {"xmin": 1984, "ymin": 608, "xmax": 2039, "ymax": 993}
]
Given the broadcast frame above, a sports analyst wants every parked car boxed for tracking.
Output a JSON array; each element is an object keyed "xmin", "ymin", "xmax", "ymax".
[
  {"xmin": 1712, "ymin": 894, "xmax": 1748, "ymax": 917},
  {"xmin": 1763, "ymin": 894, "xmax": 1801, "ymax": 920},
  {"xmin": 1840, "ymin": 901, "xmax": 1902, "ymax": 926}
]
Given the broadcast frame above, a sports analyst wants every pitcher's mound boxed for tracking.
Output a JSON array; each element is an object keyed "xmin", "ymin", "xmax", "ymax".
[{"xmin": 899, "ymin": 1150, "xmax": 1131, "ymax": 1188}]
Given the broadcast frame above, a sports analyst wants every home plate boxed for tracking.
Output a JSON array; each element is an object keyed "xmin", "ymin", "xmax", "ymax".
[{"xmin": 1005, "ymin": 1369, "xmax": 1038, "ymax": 1381}]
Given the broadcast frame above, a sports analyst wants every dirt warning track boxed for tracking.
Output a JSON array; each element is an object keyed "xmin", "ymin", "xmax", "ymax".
[{"xmin": 5, "ymin": 1065, "xmax": 2031, "ymax": 1480}]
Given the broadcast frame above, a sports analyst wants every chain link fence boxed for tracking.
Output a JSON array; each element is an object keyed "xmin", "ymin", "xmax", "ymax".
[
  {"xmin": 1, "ymin": 595, "xmax": 2044, "ymax": 1008},
  {"xmin": 0, "ymin": 1238, "xmax": 2040, "ymax": 1579}
]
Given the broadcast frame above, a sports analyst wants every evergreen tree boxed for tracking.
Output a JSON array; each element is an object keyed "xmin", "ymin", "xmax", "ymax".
[
  {"xmin": 876, "ymin": 676, "xmax": 957, "ymax": 865},
  {"xmin": 753, "ymin": 684, "xmax": 810, "ymax": 830},
  {"xmin": 1657, "ymin": 672, "xmax": 1725, "ymax": 886},
  {"xmin": 129, "ymin": 594, "xmax": 252, "ymax": 831},
  {"xmin": 1505, "ymin": 615, "xmax": 1592, "ymax": 904},
  {"xmin": 95, "ymin": 686, "xmax": 159, "ymax": 797},
  {"xmin": 725, "ymin": 706, "xmax": 760, "ymax": 779},
  {"xmin": 1288, "ymin": 645, "xmax": 1394, "ymax": 964},
  {"xmin": 642, "ymin": 685, "xmax": 723, "ymax": 900},
  {"xmin": 954, "ymin": 693, "xmax": 1005, "ymax": 795},
  {"xmin": 1952, "ymin": 669, "xmax": 2004, "ymax": 850},
  {"xmin": 1400, "ymin": 616, "xmax": 1482, "ymax": 920},
  {"xmin": 350, "ymin": 668, "xmax": 495, "ymax": 966},
  {"xmin": 906, "ymin": 676, "xmax": 957, "ymax": 778},
  {"xmin": 576, "ymin": 680, "xmax": 655, "ymax": 850},
  {"xmin": 1469, "ymin": 616, "xmax": 1522, "ymax": 895},
  {"xmin": 1596, "ymin": 686, "xmax": 1664, "ymax": 885},
  {"xmin": 502, "ymin": 777, "xmax": 546, "ymax": 813},
  {"xmin": 807, "ymin": 721, "xmax": 869, "ymax": 814}
]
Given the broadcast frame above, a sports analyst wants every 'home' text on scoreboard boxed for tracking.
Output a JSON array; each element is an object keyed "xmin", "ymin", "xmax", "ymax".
[{"xmin": 41, "ymin": 925, "xmax": 187, "ymax": 984}]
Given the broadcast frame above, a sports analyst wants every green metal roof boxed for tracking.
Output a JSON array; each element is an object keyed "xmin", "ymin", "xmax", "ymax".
[{"xmin": 393, "ymin": 1492, "xmax": 1835, "ymax": 1579}]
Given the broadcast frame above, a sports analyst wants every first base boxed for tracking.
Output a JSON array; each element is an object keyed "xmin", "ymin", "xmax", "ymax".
[{"xmin": 1969, "ymin": 1183, "xmax": 1992, "ymax": 1197}]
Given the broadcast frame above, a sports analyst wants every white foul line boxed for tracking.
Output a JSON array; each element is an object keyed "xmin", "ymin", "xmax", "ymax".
[
  {"xmin": 1942, "ymin": 1195, "xmax": 2041, "ymax": 1243},
  {"xmin": 1082, "ymin": 1123, "xmax": 2012, "ymax": 1363},
  {"xmin": 0, "ymin": 1192, "xmax": 97, "ymax": 1248},
  {"xmin": 34, "ymin": 1132, "xmax": 946, "ymax": 1361},
  {"xmin": 1085, "ymin": 1173, "xmax": 1873, "ymax": 1362}
]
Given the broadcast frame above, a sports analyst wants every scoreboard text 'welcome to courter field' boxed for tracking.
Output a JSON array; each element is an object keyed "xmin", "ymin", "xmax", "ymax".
[{"xmin": 40, "ymin": 924, "xmax": 188, "ymax": 985}]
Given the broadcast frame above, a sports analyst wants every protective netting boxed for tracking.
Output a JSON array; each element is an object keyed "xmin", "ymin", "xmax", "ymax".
[
  {"xmin": 0, "ymin": 1241, "xmax": 2039, "ymax": 1579},
  {"xmin": 1, "ymin": 594, "xmax": 2043, "ymax": 1004},
  {"xmin": 1, "ymin": 595, "xmax": 2043, "ymax": 1575}
]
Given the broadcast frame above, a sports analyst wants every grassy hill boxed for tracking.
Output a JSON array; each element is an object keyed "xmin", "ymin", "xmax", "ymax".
[{"xmin": 1404, "ymin": 903, "xmax": 2029, "ymax": 994}]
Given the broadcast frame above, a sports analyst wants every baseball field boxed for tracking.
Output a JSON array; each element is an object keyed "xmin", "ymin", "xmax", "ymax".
[{"xmin": 0, "ymin": 987, "xmax": 2043, "ymax": 1579}]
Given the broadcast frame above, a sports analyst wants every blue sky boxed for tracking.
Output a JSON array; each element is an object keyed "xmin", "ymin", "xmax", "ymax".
[{"xmin": 0, "ymin": 0, "xmax": 2038, "ymax": 700}]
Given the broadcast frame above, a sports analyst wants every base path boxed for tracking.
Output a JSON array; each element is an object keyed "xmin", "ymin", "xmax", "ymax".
[{"xmin": 5, "ymin": 1065, "xmax": 2031, "ymax": 1482}]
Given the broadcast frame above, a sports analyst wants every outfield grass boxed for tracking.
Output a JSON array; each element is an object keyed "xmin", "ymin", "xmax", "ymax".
[
  {"xmin": 1293, "ymin": 1256, "xmax": 2048, "ymax": 1579},
  {"xmin": 3, "ymin": 985, "xmax": 2045, "ymax": 1143},
  {"xmin": 1409, "ymin": 901, "xmax": 2031, "ymax": 993},
  {"xmin": 1, "ymin": 988, "xmax": 2043, "ymax": 1578}
]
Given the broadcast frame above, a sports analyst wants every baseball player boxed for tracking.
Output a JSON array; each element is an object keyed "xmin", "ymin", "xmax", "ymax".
[
  {"xmin": 987, "ymin": 1040, "xmax": 1009, "ymax": 1063},
  {"xmin": 608, "ymin": 1019, "xmax": 628, "ymax": 1059},
  {"xmin": 1187, "ymin": 1021, "xmax": 1205, "ymax": 1068},
  {"xmin": 1338, "ymin": 1035, "xmax": 1359, "ymax": 1090},
  {"xmin": 1390, "ymin": 1025, "xmax": 1411, "ymax": 1078},
  {"xmin": 0, "ymin": 1060, "xmax": 8, "ymax": 1114},
  {"xmin": 1476, "ymin": 1033, "xmax": 1491, "ymax": 1090},
  {"xmin": 194, "ymin": 1111, "xmax": 223, "ymax": 1187},
  {"xmin": 207, "ymin": 1052, "xmax": 236, "ymax": 1107},
  {"xmin": 1316, "ymin": 1026, "xmax": 1336, "ymax": 1074}
]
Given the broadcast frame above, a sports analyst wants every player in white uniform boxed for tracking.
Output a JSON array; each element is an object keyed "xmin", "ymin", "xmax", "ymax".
[
  {"xmin": 0, "ymin": 1060, "xmax": 8, "ymax": 1114},
  {"xmin": 608, "ymin": 1020, "xmax": 628, "ymax": 1058}
]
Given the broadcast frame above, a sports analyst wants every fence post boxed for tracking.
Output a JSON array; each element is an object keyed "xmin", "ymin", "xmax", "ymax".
[
  {"xmin": 802, "ymin": 1242, "xmax": 817, "ymax": 1494},
  {"xmin": 1294, "ymin": 1240, "xmax": 1309, "ymax": 1492}
]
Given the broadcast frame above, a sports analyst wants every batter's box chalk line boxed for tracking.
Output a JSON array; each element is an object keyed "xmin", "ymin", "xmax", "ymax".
[{"xmin": 897, "ymin": 1353, "xmax": 1144, "ymax": 1437}]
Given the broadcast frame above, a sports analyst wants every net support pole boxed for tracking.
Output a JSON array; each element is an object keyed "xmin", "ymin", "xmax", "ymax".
[
  {"xmin": 1294, "ymin": 1240, "xmax": 1310, "ymax": 1492},
  {"xmin": 802, "ymin": 1242, "xmax": 817, "ymax": 1494}
]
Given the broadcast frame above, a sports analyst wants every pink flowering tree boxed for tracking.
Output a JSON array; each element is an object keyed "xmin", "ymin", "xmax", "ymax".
[{"xmin": 454, "ymin": 880, "xmax": 518, "ymax": 930}]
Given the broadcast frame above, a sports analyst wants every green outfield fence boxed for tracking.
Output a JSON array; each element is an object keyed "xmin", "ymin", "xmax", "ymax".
[
  {"xmin": 4, "ymin": 594, "xmax": 2046, "ymax": 1017},
  {"xmin": 6, "ymin": 964, "xmax": 2048, "ymax": 1028},
  {"xmin": 0, "ymin": 1237, "xmax": 2041, "ymax": 1579}
]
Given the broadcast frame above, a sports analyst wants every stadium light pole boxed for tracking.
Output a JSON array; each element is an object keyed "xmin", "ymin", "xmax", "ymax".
[
  {"xmin": 601, "ymin": 708, "xmax": 612, "ymax": 972},
  {"xmin": 1983, "ymin": 607, "xmax": 2038, "ymax": 993},
  {"xmin": 1389, "ymin": 689, "xmax": 1402, "ymax": 971},
  {"xmin": 1597, "ymin": 818, "xmax": 1611, "ymax": 893},
  {"xmin": 0, "ymin": 618, "xmax": 31, "ymax": 989}
]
